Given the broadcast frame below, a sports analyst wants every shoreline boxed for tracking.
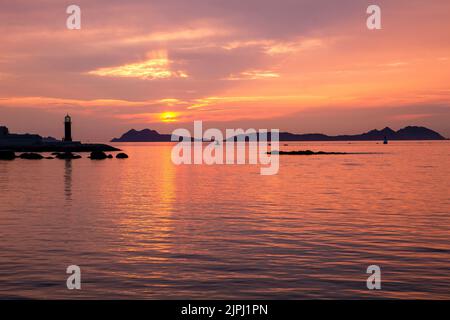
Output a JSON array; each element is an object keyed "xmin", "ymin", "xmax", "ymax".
[{"xmin": 0, "ymin": 143, "xmax": 120, "ymax": 153}]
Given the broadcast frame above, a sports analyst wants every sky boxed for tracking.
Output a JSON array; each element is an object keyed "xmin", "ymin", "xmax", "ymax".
[{"xmin": 1, "ymin": 0, "xmax": 450, "ymax": 141}]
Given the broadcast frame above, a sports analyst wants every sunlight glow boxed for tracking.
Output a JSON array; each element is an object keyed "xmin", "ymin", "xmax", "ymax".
[
  {"xmin": 88, "ymin": 51, "xmax": 188, "ymax": 80},
  {"xmin": 160, "ymin": 112, "xmax": 178, "ymax": 122}
]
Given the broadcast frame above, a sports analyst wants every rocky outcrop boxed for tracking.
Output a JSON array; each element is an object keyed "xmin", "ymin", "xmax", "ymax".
[
  {"xmin": 116, "ymin": 153, "xmax": 129, "ymax": 159},
  {"xmin": 19, "ymin": 152, "xmax": 44, "ymax": 160},
  {"xmin": 89, "ymin": 151, "xmax": 107, "ymax": 160},
  {"xmin": 55, "ymin": 152, "xmax": 82, "ymax": 160},
  {"xmin": 0, "ymin": 150, "xmax": 16, "ymax": 160},
  {"xmin": 269, "ymin": 150, "xmax": 350, "ymax": 155}
]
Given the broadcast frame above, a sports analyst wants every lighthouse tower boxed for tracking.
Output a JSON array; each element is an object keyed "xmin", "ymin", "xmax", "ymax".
[{"xmin": 63, "ymin": 114, "xmax": 72, "ymax": 142}]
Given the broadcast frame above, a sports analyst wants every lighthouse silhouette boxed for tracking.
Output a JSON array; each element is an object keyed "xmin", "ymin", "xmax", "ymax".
[{"xmin": 63, "ymin": 114, "xmax": 72, "ymax": 142}]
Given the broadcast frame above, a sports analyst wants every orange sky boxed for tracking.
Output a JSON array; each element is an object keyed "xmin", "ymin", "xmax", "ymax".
[{"xmin": 1, "ymin": 0, "xmax": 449, "ymax": 140}]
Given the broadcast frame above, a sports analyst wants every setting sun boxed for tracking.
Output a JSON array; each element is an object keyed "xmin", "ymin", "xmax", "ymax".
[{"xmin": 160, "ymin": 112, "xmax": 178, "ymax": 122}]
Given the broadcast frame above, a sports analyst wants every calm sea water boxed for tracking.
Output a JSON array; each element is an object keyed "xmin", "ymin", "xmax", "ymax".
[{"xmin": 0, "ymin": 141, "xmax": 449, "ymax": 299}]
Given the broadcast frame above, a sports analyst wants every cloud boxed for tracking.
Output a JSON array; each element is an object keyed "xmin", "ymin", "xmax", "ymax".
[
  {"xmin": 390, "ymin": 113, "xmax": 434, "ymax": 121},
  {"xmin": 88, "ymin": 50, "xmax": 188, "ymax": 80},
  {"xmin": 120, "ymin": 27, "xmax": 230, "ymax": 45},
  {"xmin": 187, "ymin": 94, "xmax": 328, "ymax": 110},
  {"xmin": 115, "ymin": 111, "xmax": 181, "ymax": 123},
  {"xmin": 157, "ymin": 98, "xmax": 189, "ymax": 106},
  {"xmin": 221, "ymin": 37, "xmax": 327, "ymax": 55},
  {"xmin": 265, "ymin": 38, "xmax": 326, "ymax": 55},
  {"xmin": 224, "ymin": 70, "xmax": 280, "ymax": 80},
  {"xmin": 380, "ymin": 62, "xmax": 409, "ymax": 68}
]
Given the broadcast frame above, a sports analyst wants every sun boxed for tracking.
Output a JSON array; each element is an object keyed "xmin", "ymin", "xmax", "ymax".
[{"xmin": 160, "ymin": 112, "xmax": 178, "ymax": 122}]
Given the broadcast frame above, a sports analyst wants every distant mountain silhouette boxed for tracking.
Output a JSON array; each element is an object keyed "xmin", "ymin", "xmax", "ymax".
[
  {"xmin": 272, "ymin": 126, "xmax": 446, "ymax": 142},
  {"xmin": 111, "ymin": 126, "xmax": 446, "ymax": 142},
  {"xmin": 111, "ymin": 129, "xmax": 173, "ymax": 142}
]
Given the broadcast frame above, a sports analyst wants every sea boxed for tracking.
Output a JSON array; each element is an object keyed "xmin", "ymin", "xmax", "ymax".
[{"xmin": 0, "ymin": 141, "xmax": 449, "ymax": 299}]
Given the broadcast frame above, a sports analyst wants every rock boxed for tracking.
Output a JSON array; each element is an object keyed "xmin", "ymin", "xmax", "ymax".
[
  {"xmin": 56, "ymin": 152, "xmax": 81, "ymax": 160},
  {"xmin": 107, "ymin": 154, "xmax": 113, "ymax": 159},
  {"xmin": 89, "ymin": 151, "xmax": 107, "ymax": 160},
  {"xmin": 46, "ymin": 156, "xmax": 55, "ymax": 159},
  {"xmin": 0, "ymin": 150, "xmax": 16, "ymax": 160},
  {"xmin": 269, "ymin": 150, "xmax": 349, "ymax": 155},
  {"xmin": 19, "ymin": 152, "xmax": 44, "ymax": 160},
  {"xmin": 116, "ymin": 153, "xmax": 129, "ymax": 159}
]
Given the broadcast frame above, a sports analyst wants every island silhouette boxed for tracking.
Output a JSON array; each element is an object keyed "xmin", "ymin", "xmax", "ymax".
[{"xmin": 111, "ymin": 126, "xmax": 446, "ymax": 142}]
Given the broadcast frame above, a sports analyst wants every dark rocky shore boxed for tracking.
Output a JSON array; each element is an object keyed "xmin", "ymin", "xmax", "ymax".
[
  {"xmin": 0, "ymin": 150, "xmax": 128, "ymax": 160},
  {"xmin": 0, "ymin": 143, "xmax": 120, "ymax": 153}
]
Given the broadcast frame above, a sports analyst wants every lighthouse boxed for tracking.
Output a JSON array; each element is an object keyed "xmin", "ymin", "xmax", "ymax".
[{"xmin": 64, "ymin": 114, "xmax": 72, "ymax": 142}]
